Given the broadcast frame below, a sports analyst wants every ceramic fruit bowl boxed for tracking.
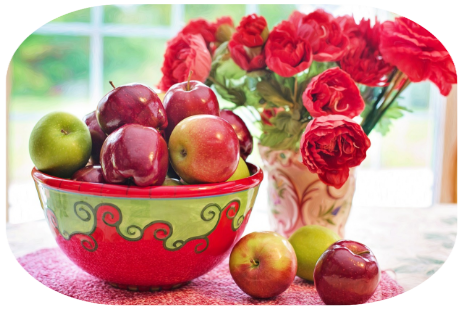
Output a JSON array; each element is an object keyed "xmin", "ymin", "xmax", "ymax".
[{"xmin": 32, "ymin": 163, "xmax": 263, "ymax": 291}]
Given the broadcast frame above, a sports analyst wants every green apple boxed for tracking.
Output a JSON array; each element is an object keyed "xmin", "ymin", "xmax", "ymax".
[
  {"xmin": 226, "ymin": 157, "xmax": 250, "ymax": 181},
  {"xmin": 288, "ymin": 225, "xmax": 341, "ymax": 281},
  {"xmin": 29, "ymin": 111, "xmax": 92, "ymax": 178}
]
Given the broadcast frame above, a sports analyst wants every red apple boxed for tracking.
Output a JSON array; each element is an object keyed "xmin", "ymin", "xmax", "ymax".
[
  {"xmin": 83, "ymin": 111, "xmax": 107, "ymax": 164},
  {"xmin": 229, "ymin": 231, "xmax": 297, "ymax": 299},
  {"xmin": 72, "ymin": 165, "xmax": 105, "ymax": 183},
  {"xmin": 162, "ymin": 80, "xmax": 219, "ymax": 142},
  {"xmin": 100, "ymin": 124, "xmax": 168, "ymax": 186},
  {"xmin": 168, "ymin": 115, "xmax": 239, "ymax": 184},
  {"xmin": 219, "ymin": 109, "xmax": 253, "ymax": 160},
  {"xmin": 96, "ymin": 82, "xmax": 168, "ymax": 135},
  {"xmin": 314, "ymin": 240, "xmax": 380, "ymax": 305}
]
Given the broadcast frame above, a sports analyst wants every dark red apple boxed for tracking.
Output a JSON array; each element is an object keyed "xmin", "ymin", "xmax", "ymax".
[
  {"xmin": 314, "ymin": 240, "xmax": 380, "ymax": 305},
  {"xmin": 71, "ymin": 165, "xmax": 105, "ymax": 183},
  {"xmin": 168, "ymin": 115, "xmax": 239, "ymax": 184},
  {"xmin": 229, "ymin": 231, "xmax": 297, "ymax": 299},
  {"xmin": 96, "ymin": 82, "xmax": 168, "ymax": 135},
  {"xmin": 100, "ymin": 124, "xmax": 168, "ymax": 186},
  {"xmin": 162, "ymin": 80, "xmax": 219, "ymax": 142},
  {"xmin": 83, "ymin": 111, "xmax": 107, "ymax": 164},
  {"xmin": 219, "ymin": 109, "xmax": 253, "ymax": 160}
]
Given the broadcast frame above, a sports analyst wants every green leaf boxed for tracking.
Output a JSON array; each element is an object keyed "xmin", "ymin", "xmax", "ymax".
[
  {"xmin": 271, "ymin": 111, "xmax": 303, "ymax": 135},
  {"xmin": 256, "ymin": 81, "xmax": 294, "ymax": 108},
  {"xmin": 260, "ymin": 129, "xmax": 288, "ymax": 148},
  {"xmin": 213, "ymin": 83, "xmax": 246, "ymax": 106},
  {"xmin": 374, "ymin": 100, "xmax": 412, "ymax": 136},
  {"xmin": 307, "ymin": 61, "xmax": 338, "ymax": 79},
  {"xmin": 246, "ymin": 70, "xmax": 270, "ymax": 78}
]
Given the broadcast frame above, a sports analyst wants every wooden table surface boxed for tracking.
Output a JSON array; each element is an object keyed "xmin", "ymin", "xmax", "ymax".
[{"xmin": 6, "ymin": 201, "xmax": 457, "ymax": 292}]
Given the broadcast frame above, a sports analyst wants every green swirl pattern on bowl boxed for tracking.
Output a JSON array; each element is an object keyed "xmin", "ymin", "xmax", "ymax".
[{"xmin": 40, "ymin": 183, "xmax": 259, "ymax": 251}]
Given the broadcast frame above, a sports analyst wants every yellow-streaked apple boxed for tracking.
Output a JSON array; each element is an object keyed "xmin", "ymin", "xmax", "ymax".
[{"xmin": 229, "ymin": 231, "xmax": 297, "ymax": 299}]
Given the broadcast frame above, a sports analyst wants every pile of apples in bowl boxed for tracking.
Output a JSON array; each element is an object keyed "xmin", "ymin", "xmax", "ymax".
[
  {"xmin": 29, "ymin": 78, "xmax": 263, "ymax": 291},
  {"xmin": 30, "ymin": 77, "xmax": 383, "ymax": 305}
]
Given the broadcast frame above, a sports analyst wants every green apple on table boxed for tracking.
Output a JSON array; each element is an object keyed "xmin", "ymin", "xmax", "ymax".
[
  {"xmin": 288, "ymin": 225, "xmax": 341, "ymax": 281},
  {"xmin": 29, "ymin": 111, "xmax": 92, "ymax": 178}
]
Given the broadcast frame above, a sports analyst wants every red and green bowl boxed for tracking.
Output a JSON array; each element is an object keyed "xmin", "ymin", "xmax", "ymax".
[{"xmin": 31, "ymin": 163, "xmax": 263, "ymax": 291}]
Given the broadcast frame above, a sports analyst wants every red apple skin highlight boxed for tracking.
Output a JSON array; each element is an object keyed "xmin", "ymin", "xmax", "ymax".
[
  {"xmin": 162, "ymin": 80, "xmax": 219, "ymax": 142},
  {"xmin": 72, "ymin": 165, "xmax": 105, "ymax": 183},
  {"xmin": 229, "ymin": 232, "xmax": 297, "ymax": 299},
  {"xmin": 100, "ymin": 124, "xmax": 169, "ymax": 186},
  {"xmin": 219, "ymin": 109, "xmax": 253, "ymax": 160},
  {"xmin": 314, "ymin": 240, "xmax": 380, "ymax": 305},
  {"xmin": 96, "ymin": 83, "xmax": 168, "ymax": 135},
  {"xmin": 83, "ymin": 111, "xmax": 107, "ymax": 165},
  {"xmin": 168, "ymin": 115, "xmax": 240, "ymax": 184}
]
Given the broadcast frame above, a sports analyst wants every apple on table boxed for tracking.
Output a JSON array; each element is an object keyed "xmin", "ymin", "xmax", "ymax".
[
  {"xmin": 314, "ymin": 240, "xmax": 381, "ymax": 305},
  {"xmin": 288, "ymin": 225, "xmax": 341, "ymax": 282},
  {"xmin": 229, "ymin": 231, "xmax": 297, "ymax": 299}
]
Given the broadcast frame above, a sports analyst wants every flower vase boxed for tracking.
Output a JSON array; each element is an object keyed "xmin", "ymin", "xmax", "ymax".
[{"xmin": 259, "ymin": 145, "xmax": 356, "ymax": 238}]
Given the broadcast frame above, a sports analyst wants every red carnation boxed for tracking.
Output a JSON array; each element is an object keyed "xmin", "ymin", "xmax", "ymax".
[
  {"xmin": 290, "ymin": 9, "xmax": 349, "ymax": 62},
  {"xmin": 232, "ymin": 14, "xmax": 268, "ymax": 48},
  {"xmin": 335, "ymin": 14, "xmax": 360, "ymax": 38},
  {"xmin": 303, "ymin": 67, "xmax": 365, "ymax": 118},
  {"xmin": 300, "ymin": 115, "xmax": 371, "ymax": 189},
  {"xmin": 338, "ymin": 17, "xmax": 394, "ymax": 87},
  {"xmin": 379, "ymin": 17, "xmax": 457, "ymax": 96},
  {"xmin": 392, "ymin": 0, "xmax": 463, "ymax": 25},
  {"xmin": 158, "ymin": 34, "xmax": 211, "ymax": 92},
  {"xmin": 264, "ymin": 21, "xmax": 312, "ymax": 77},
  {"xmin": 180, "ymin": 18, "xmax": 216, "ymax": 46},
  {"xmin": 228, "ymin": 14, "xmax": 268, "ymax": 72},
  {"xmin": 228, "ymin": 40, "xmax": 266, "ymax": 72}
]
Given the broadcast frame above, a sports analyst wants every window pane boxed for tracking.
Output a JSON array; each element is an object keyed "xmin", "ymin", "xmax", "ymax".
[
  {"xmin": 104, "ymin": 4, "xmax": 171, "ymax": 26},
  {"xmin": 9, "ymin": 35, "xmax": 91, "ymax": 223},
  {"xmin": 354, "ymin": 81, "xmax": 436, "ymax": 208},
  {"xmin": 184, "ymin": 4, "xmax": 245, "ymax": 24},
  {"xmin": 258, "ymin": 4, "xmax": 297, "ymax": 27},
  {"xmin": 12, "ymin": 0, "xmax": 91, "ymax": 22},
  {"xmin": 103, "ymin": 37, "xmax": 168, "ymax": 92}
]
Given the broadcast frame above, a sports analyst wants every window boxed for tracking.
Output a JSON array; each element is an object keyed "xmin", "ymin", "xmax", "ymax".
[{"xmin": 7, "ymin": 4, "xmax": 446, "ymax": 223}]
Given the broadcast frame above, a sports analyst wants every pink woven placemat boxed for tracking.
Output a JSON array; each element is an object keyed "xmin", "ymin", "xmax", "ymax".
[{"xmin": 18, "ymin": 248, "xmax": 404, "ymax": 305}]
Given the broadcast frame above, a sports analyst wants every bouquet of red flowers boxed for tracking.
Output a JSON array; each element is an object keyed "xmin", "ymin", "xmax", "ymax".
[{"xmin": 158, "ymin": 9, "xmax": 456, "ymax": 189}]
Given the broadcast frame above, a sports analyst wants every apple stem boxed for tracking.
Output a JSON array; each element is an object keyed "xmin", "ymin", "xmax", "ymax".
[
  {"xmin": 109, "ymin": 81, "xmax": 116, "ymax": 89},
  {"xmin": 250, "ymin": 259, "xmax": 259, "ymax": 267},
  {"xmin": 186, "ymin": 70, "xmax": 193, "ymax": 91},
  {"xmin": 61, "ymin": 129, "xmax": 69, "ymax": 135},
  {"xmin": 357, "ymin": 250, "xmax": 370, "ymax": 255}
]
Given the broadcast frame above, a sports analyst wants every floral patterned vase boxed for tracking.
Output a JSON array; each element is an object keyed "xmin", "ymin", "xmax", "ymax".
[{"xmin": 259, "ymin": 145, "xmax": 355, "ymax": 238}]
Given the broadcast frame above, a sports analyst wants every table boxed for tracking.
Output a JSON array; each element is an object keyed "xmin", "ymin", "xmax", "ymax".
[{"xmin": 6, "ymin": 202, "xmax": 457, "ymax": 292}]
